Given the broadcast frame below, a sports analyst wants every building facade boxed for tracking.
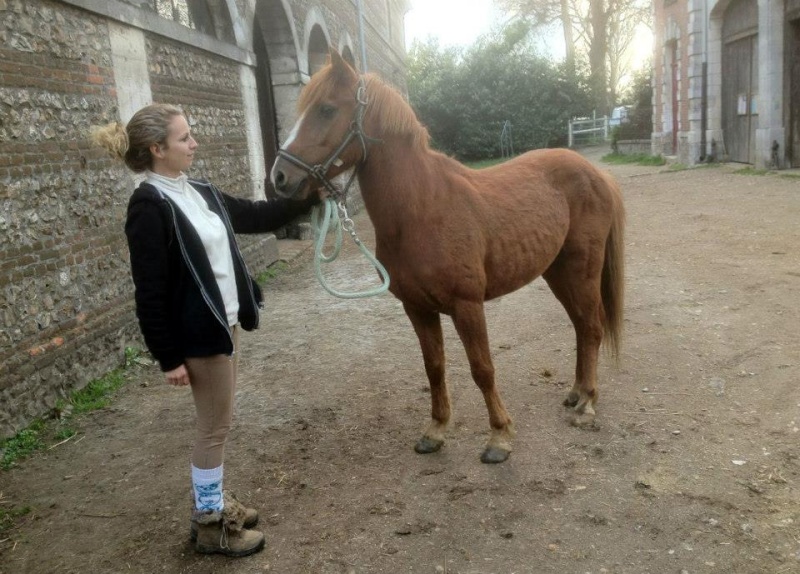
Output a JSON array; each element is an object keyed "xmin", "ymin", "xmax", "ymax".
[
  {"xmin": 653, "ymin": 0, "xmax": 800, "ymax": 168},
  {"xmin": 0, "ymin": 0, "xmax": 410, "ymax": 438}
]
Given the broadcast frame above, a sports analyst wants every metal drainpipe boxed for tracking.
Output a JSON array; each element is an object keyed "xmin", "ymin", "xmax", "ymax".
[{"xmin": 356, "ymin": 0, "xmax": 368, "ymax": 72}]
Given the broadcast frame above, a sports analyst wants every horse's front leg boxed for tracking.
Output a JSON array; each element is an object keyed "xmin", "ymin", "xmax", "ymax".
[
  {"xmin": 403, "ymin": 303, "xmax": 450, "ymax": 454},
  {"xmin": 451, "ymin": 300, "xmax": 515, "ymax": 463}
]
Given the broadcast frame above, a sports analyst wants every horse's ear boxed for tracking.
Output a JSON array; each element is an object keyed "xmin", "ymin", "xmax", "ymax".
[
  {"xmin": 328, "ymin": 49, "xmax": 355, "ymax": 78},
  {"xmin": 329, "ymin": 49, "xmax": 345, "ymax": 69}
]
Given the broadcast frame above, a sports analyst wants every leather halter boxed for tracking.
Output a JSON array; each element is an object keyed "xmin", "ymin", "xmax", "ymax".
[{"xmin": 276, "ymin": 77, "xmax": 380, "ymax": 201}]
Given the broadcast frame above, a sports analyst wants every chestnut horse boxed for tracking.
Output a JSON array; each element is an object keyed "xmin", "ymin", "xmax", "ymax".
[{"xmin": 271, "ymin": 51, "xmax": 625, "ymax": 464}]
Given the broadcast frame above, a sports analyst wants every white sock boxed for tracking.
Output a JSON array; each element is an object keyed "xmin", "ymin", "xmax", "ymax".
[{"xmin": 191, "ymin": 464, "xmax": 224, "ymax": 512}]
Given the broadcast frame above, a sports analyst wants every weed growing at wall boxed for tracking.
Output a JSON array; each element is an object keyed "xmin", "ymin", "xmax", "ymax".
[
  {"xmin": 256, "ymin": 262, "xmax": 288, "ymax": 286},
  {"xmin": 0, "ymin": 347, "xmax": 143, "ymax": 471}
]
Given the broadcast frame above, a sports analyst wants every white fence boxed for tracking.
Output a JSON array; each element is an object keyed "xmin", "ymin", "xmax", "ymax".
[{"xmin": 568, "ymin": 115, "xmax": 609, "ymax": 147}]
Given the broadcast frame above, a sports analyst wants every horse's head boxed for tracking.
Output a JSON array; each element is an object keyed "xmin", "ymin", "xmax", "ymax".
[{"xmin": 270, "ymin": 50, "xmax": 367, "ymax": 200}]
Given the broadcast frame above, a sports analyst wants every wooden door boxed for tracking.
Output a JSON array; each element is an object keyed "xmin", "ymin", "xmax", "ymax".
[
  {"xmin": 722, "ymin": 35, "xmax": 757, "ymax": 163},
  {"xmin": 789, "ymin": 20, "xmax": 800, "ymax": 167},
  {"xmin": 721, "ymin": 0, "xmax": 758, "ymax": 164}
]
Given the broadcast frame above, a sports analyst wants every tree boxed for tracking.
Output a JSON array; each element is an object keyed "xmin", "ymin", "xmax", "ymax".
[
  {"xmin": 497, "ymin": 0, "xmax": 650, "ymax": 114},
  {"xmin": 405, "ymin": 39, "xmax": 465, "ymax": 152},
  {"xmin": 406, "ymin": 26, "xmax": 592, "ymax": 160}
]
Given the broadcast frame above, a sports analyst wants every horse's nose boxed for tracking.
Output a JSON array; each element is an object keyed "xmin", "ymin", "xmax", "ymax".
[{"xmin": 273, "ymin": 168, "xmax": 287, "ymax": 192}]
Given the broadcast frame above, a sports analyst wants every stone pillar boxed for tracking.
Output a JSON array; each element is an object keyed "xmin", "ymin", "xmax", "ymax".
[
  {"xmin": 686, "ymin": 0, "xmax": 706, "ymax": 164},
  {"xmin": 239, "ymin": 64, "xmax": 267, "ymax": 199},
  {"xmin": 706, "ymin": 9, "xmax": 724, "ymax": 160},
  {"xmin": 108, "ymin": 22, "xmax": 151, "ymax": 122},
  {"xmin": 755, "ymin": 0, "xmax": 785, "ymax": 168}
]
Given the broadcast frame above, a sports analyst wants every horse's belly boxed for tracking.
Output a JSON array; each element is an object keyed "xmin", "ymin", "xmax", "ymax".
[{"xmin": 483, "ymin": 226, "xmax": 568, "ymax": 299}]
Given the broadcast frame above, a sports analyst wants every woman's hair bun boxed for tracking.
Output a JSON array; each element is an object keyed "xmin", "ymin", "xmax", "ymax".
[{"xmin": 90, "ymin": 122, "xmax": 129, "ymax": 160}]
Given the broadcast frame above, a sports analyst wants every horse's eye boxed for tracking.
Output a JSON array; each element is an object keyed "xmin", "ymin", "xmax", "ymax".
[{"xmin": 318, "ymin": 104, "xmax": 336, "ymax": 119}]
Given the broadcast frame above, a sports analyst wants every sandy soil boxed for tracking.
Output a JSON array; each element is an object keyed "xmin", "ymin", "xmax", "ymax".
[{"xmin": 1, "ymin": 150, "xmax": 799, "ymax": 574}]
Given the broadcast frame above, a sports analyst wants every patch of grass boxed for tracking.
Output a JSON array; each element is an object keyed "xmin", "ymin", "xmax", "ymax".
[
  {"xmin": 0, "ymin": 504, "xmax": 31, "ymax": 534},
  {"xmin": 601, "ymin": 152, "xmax": 666, "ymax": 166},
  {"xmin": 0, "ymin": 421, "xmax": 45, "ymax": 470},
  {"xmin": 669, "ymin": 163, "xmax": 689, "ymax": 171},
  {"xmin": 779, "ymin": 173, "xmax": 800, "ymax": 180},
  {"xmin": 256, "ymin": 261, "xmax": 288, "ymax": 286},
  {"xmin": 466, "ymin": 157, "xmax": 510, "ymax": 169},
  {"xmin": 734, "ymin": 167, "xmax": 770, "ymax": 176},
  {"xmin": 0, "ymin": 347, "xmax": 142, "ymax": 470},
  {"xmin": 66, "ymin": 370, "xmax": 127, "ymax": 415}
]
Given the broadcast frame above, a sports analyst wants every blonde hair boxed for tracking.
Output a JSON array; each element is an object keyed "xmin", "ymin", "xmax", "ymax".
[{"xmin": 91, "ymin": 103, "xmax": 184, "ymax": 172}]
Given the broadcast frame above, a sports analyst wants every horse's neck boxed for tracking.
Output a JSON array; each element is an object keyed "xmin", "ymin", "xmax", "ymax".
[{"xmin": 357, "ymin": 139, "xmax": 429, "ymax": 229}]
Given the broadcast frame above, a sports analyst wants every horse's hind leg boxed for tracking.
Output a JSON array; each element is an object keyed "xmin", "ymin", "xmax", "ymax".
[
  {"xmin": 544, "ymin": 252, "xmax": 605, "ymax": 428},
  {"xmin": 403, "ymin": 304, "xmax": 451, "ymax": 454},
  {"xmin": 451, "ymin": 300, "xmax": 515, "ymax": 463}
]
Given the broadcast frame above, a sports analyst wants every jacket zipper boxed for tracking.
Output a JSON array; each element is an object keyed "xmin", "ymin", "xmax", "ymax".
[{"xmin": 161, "ymin": 196, "xmax": 235, "ymax": 354}]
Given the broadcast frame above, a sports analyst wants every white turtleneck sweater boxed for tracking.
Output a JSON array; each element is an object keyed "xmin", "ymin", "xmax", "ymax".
[{"xmin": 145, "ymin": 171, "xmax": 239, "ymax": 326}]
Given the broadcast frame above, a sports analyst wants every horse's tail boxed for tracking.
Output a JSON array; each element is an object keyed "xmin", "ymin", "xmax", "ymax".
[{"xmin": 601, "ymin": 174, "xmax": 625, "ymax": 360}]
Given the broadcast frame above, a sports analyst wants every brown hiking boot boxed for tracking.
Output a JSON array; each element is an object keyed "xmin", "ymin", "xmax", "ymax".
[
  {"xmin": 190, "ymin": 491, "xmax": 258, "ymax": 541},
  {"xmin": 192, "ymin": 495, "xmax": 265, "ymax": 557}
]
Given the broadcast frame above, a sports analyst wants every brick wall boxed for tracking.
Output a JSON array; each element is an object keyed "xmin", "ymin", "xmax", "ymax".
[
  {"xmin": 0, "ymin": 0, "xmax": 140, "ymax": 436},
  {"xmin": 0, "ymin": 0, "xmax": 409, "ymax": 439}
]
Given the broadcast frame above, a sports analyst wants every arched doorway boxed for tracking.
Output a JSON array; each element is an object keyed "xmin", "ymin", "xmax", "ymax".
[
  {"xmin": 253, "ymin": 1, "xmax": 299, "ymax": 198},
  {"xmin": 253, "ymin": 18, "xmax": 279, "ymax": 195},
  {"xmin": 308, "ymin": 25, "xmax": 329, "ymax": 75},
  {"xmin": 721, "ymin": 0, "xmax": 758, "ymax": 163}
]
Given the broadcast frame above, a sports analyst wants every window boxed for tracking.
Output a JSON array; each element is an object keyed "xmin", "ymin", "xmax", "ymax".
[{"xmin": 144, "ymin": 0, "xmax": 235, "ymax": 43}]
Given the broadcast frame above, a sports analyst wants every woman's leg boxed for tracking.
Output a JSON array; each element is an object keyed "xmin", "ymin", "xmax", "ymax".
[{"xmin": 185, "ymin": 327, "xmax": 239, "ymax": 510}]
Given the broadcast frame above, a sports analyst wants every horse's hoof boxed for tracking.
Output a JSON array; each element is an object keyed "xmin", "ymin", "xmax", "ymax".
[
  {"xmin": 480, "ymin": 446, "xmax": 510, "ymax": 464},
  {"xmin": 570, "ymin": 412, "xmax": 599, "ymax": 430},
  {"xmin": 563, "ymin": 391, "xmax": 580, "ymax": 408},
  {"xmin": 415, "ymin": 436, "xmax": 444, "ymax": 454}
]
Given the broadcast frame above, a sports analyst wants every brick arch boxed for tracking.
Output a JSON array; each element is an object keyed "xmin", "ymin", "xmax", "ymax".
[{"xmin": 252, "ymin": 0, "xmax": 302, "ymax": 78}]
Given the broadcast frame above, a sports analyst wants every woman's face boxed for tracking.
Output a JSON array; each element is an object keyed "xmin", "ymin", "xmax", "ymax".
[{"xmin": 150, "ymin": 114, "xmax": 198, "ymax": 177}]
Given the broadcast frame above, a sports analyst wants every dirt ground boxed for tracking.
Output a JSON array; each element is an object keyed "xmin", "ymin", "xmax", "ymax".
[{"xmin": 2, "ymin": 149, "xmax": 800, "ymax": 574}]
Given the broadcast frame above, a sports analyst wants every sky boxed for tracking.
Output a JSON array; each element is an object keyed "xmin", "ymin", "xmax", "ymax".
[
  {"xmin": 404, "ymin": 0, "xmax": 506, "ymax": 51},
  {"xmin": 403, "ymin": 0, "xmax": 653, "ymax": 73}
]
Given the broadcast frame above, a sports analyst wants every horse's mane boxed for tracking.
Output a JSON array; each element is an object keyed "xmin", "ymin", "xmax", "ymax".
[
  {"xmin": 363, "ymin": 73, "xmax": 431, "ymax": 151},
  {"xmin": 297, "ymin": 65, "xmax": 431, "ymax": 151}
]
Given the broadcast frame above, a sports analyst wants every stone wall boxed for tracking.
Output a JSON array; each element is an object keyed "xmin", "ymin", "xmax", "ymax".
[
  {"xmin": 0, "ymin": 0, "xmax": 410, "ymax": 439},
  {"xmin": 0, "ymin": 0, "xmax": 141, "ymax": 436}
]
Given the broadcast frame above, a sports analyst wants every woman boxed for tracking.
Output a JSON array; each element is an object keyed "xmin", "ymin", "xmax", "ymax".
[{"xmin": 92, "ymin": 103, "xmax": 317, "ymax": 557}]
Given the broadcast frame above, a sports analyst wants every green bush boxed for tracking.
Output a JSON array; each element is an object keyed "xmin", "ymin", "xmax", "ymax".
[{"xmin": 407, "ymin": 23, "xmax": 592, "ymax": 161}]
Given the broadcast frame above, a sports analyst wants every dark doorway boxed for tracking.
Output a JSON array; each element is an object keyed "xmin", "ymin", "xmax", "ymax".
[
  {"xmin": 308, "ymin": 25, "xmax": 329, "ymax": 75},
  {"xmin": 253, "ymin": 18, "xmax": 279, "ymax": 197},
  {"xmin": 789, "ymin": 19, "xmax": 800, "ymax": 167}
]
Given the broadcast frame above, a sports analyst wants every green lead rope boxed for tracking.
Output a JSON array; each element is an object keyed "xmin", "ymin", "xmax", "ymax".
[{"xmin": 310, "ymin": 198, "xmax": 390, "ymax": 299}]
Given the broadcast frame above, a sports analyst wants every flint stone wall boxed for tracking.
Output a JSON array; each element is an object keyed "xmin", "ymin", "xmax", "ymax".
[{"xmin": 0, "ymin": 0, "xmax": 409, "ymax": 439}]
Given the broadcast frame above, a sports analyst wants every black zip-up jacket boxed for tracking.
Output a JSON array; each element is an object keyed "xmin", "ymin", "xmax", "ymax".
[{"xmin": 125, "ymin": 179, "xmax": 314, "ymax": 372}]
